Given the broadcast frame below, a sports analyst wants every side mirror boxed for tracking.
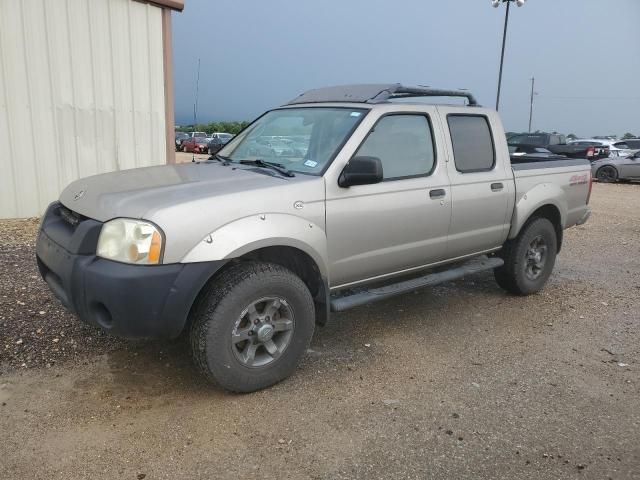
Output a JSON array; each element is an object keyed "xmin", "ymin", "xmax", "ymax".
[{"xmin": 338, "ymin": 156, "xmax": 383, "ymax": 187}]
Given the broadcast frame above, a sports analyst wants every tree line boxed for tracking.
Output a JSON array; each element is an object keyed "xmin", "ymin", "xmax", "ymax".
[{"xmin": 176, "ymin": 121, "xmax": 250, "ymax": 135}]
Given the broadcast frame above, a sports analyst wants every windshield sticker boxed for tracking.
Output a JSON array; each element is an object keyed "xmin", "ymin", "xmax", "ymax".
[
  {"xmin": 304, "ymin": 160, "xmax": 318, "ymax": 168},
  {"xmin": 350, "ymin": 112, "xmax": 362, "ymax": 117}
]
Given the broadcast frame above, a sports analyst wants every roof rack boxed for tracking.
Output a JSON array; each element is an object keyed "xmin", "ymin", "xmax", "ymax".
[{"xmin": 285, "ymin": 83, "xmax": 479, "ymax": 106}]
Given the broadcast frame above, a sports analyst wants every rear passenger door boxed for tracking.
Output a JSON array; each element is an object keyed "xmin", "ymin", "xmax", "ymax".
[{"xmin": 438, "ymin": 108, "xmax": 513, "ymax": 259}]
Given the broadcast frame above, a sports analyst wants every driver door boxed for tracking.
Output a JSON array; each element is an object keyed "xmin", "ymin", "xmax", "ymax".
[{"xmin": 325, "ymin": 110, "xmax": 451, "ymax": 288}]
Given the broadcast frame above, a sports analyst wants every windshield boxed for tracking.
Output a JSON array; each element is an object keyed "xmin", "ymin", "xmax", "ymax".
[{"xmin": 218, "ymin": 107, "xmax": 368, "ymax": 175}]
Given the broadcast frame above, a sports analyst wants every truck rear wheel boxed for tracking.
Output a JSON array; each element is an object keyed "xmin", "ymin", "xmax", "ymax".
[
  {"xmin": 189, "ymin": 261, "xmax": 315, "ymax": 392},
  {"xmin": 494, "ymin": 217, "xmax": 557, "ymax": 295}
]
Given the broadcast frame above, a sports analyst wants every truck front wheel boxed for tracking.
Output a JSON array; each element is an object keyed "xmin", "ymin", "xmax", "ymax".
[
  {"xmin": 494, "ymin": 217, "xmax": 558, "ymax": 295},
  {"xmin": 189, "ymin": 261, "xmax": 315, "ymax": 392}
]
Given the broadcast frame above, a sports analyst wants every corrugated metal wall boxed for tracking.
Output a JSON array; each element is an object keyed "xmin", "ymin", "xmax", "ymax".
[{"xmin": 0, "ymin": 0, "xmax": 167, "ymax": 219}]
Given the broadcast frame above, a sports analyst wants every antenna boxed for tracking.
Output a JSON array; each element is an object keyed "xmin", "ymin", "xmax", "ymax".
[{"xmin": 192, "ymin": 58, "xmax": 201, "ymax": 163}]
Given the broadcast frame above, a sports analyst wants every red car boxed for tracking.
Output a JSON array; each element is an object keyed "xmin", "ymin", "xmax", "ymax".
[{"xmin": 182, "ymin": 136, "xmax": 209, "ymax": 153}]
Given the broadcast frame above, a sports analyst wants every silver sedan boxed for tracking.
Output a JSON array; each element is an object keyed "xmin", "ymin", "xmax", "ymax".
[{"xmin": 591, "ymin": 150, "xmax": 640, "ymax": 182}]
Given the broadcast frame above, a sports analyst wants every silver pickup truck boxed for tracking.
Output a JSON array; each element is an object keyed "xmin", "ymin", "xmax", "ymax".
[{"xmin": 36, "ymin": 84, "xmax": 592, "ymax": 392}]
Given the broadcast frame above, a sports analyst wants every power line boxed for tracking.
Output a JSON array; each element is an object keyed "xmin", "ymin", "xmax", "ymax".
[{"xmin": 536, "ymin": 95, "xmax": 640, "ymax": 100}]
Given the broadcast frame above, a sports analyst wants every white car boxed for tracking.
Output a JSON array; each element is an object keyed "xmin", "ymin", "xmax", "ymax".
[{"xmin": 568, "ymin": 139, "xmax": 634, "ymax": 158}]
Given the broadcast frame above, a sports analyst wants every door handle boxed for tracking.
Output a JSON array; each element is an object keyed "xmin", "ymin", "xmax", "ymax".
[
  {"xmin": 429, "ymin": 189, "xmax": 446, "ymax": 199},
  {"xmin": 491, "ymin": 182, "xmax": 504, "ymax": 192}
]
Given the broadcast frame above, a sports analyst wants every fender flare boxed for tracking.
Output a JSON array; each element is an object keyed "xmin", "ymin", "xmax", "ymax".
[
  {"xmin": 508, "ymin": 183, "xmax": 567, "ymax": 239},
  {"xmin": 180, "ymin": 213, "xmax": 330, "ymax": 280}
]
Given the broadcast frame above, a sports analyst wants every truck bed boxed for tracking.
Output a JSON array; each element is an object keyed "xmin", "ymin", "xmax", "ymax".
[{"xmin": 512, "ymin": 158, "xmax": 591, "ymax": 232}]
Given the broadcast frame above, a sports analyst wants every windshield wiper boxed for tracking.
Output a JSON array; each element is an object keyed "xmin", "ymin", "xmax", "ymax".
[
  {"xmin": 208, "ymin": 154, "xmax": 231, "ymax": 165},
  {"xmin": 239, "ymin": 159, "xmax": 295, "ymax": 177}
]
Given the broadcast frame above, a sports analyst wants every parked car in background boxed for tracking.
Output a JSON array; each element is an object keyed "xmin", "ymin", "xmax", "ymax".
[
  {"xmin": 568, "ymin": 139, "xmax": 631, "ymax": 158},
  {"xmin": 619, "ymin": 138, "xmax": 640, "ymax": 149},
  {"xmin": 508, "ymin": 133, "xmax": 609, "ymax": 160},
  {"xmin": 175, "ymin": 132, "xmax": 189, "ymax": 151},
  {"xmin": 207, "ymin": 133, "xmax": 234, "ymax": 155},
  {"xmin": 188, "ymin": 131, "xmax": 207, "ymax": 139},
  {"xmin": 508, "ymin": 145, "xmax": 568, "ymax": 163},
  {"xmin": 591, "ymin": 149, "xmax": 640, "ymax": 182},
  {"xmin": 212, "ymin": 132, "xmax": 234, "ymax": 143},
  {"xmin": 182, "ymin": 136, "xmax": 209, "ymax": 154}
]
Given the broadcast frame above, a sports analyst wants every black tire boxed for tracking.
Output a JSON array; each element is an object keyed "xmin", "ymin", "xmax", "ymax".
[
  {"xmin": 596, "ymin": 165, "xmax": 618, "ymax": 183},
  {"xmin": 189, "ymin": 261, "xmax": 315, "ymax": 392},
  {"xmin": 494, "ymin": 217, "xmax": 558, "ymax": 295}
]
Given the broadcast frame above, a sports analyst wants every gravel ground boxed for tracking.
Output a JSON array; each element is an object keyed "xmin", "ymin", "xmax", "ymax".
[
  {"xmin": 0, "ymin": 218, "xmax": 134, "ymax": 371},
  {"xmin": 175, "ymin": 151, "xmax": 210, "ymax": 163},
  {"xmin": 1, "ymin": 182, "xmax": 639, "ymax": 479}
]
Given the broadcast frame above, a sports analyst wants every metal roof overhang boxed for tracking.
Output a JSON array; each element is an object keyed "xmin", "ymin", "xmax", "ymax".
[{"xmin": 133, "ymin": 0, "xmax": 184, "ymax": 11}]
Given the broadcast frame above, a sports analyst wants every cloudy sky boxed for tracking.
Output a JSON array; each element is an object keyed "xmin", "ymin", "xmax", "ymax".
[{"xmin": 172, "ymin": 0, "xmax": 640, "ymax": 137}]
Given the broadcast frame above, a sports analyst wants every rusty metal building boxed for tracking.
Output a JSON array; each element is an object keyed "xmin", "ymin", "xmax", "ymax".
[{"xmin": 0, "ymin": 0, "xmax": 184, "ymax": 218}]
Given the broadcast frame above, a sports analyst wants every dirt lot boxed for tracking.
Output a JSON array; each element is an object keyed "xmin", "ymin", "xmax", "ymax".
[
  {"xmin": 1, "ymin": 183, "xmax": 639, "ymax": 479},
  {"xmin": 175, "ymin": 151, "xmax": 210, "ymax": 163}
]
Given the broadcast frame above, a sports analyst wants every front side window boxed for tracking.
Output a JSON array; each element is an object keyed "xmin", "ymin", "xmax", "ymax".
[
  {"xmin": 219, "ymin": 107, "xmax": 367, "ymax": 175},
  {"xmin": 354, "ymin": 114, "xmax": 435, "ymax": 180},
  {"xmin": 448, "ymin": 115, "xmax": 495, "ymax": 173}
]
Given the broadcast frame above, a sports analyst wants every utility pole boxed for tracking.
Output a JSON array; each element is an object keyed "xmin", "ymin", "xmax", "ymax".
[
  {"xmin": 492, "ymin": 0, "xmax": 527, "ymax": 111},
  {"xmin": 191, "ymin": 58, "xmax": 201, "ymax": 162},
  {"xmin": 193, "ymin": 58, "xmax": 201, "ymax": 128},
  {"xmin": 495, "ymin": 1, "xmax": 510, "ymax": 111},
  {"xmin": 528, "ymin": 76, "xmax": 535, "ymax": 133}
]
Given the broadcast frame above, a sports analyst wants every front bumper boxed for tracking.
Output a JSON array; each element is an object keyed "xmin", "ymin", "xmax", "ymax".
[
  {"xmin": 36, "ymin": 202, "xmax": 226, "ymax": 338},
  {"xmin": 576, "ymin": 209, "xmax": 591, "ymax": 226}
]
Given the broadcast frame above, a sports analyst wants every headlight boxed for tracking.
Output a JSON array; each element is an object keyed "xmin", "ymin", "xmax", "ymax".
[{"xmin": 97, "ymin": 219, "xmax": 163, "ymax": 265}]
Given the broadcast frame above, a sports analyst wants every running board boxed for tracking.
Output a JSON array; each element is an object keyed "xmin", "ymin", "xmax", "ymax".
[{"xmin": 330, "ymin": 255, "xmax": 504, "ymax": 312}]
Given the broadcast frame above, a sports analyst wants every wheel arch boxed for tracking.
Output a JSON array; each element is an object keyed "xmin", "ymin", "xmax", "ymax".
[
  {"xmin": 240, "ymin": 246, "xmax": 329, "ymax": 325},
  {"xmin": 510, "ymin": 203, "xmax": 564, "ymax": 252},
  {"xmin": 186, "ymin": 245, "xmax": 330, "ymax": 331}
]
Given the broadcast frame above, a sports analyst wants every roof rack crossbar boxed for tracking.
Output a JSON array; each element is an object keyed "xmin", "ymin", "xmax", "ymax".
[
  {"xmin": 286, "ymin": 83, "xmax": 479, "ymax": 106},
  {"xmin": 387, "ymin": 87, "xmax": 478, "ymax": 106}
]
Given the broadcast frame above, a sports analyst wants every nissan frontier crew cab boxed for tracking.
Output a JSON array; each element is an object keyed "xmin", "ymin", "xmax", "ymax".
[{"xmin": 36, "ymin": 84, "xmax": 592, "ymax": 392}]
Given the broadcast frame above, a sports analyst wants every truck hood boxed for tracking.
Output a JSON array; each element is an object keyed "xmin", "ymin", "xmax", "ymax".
[
  {"xmin": 60, "ymin": 162, "xmax": 304, "ymax": 222},
  {"xmin": 59, "ymin": 162, "xmax": 327, "ymax": 263}
]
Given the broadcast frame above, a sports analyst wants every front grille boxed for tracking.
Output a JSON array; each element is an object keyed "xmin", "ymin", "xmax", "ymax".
[
  {"xmin": 41, "ymin": 202, "xmax": 102, "ymax": 255},
  {"xmin": 58, "ymin": 205, "xmax": 84, "ymax": 228}
]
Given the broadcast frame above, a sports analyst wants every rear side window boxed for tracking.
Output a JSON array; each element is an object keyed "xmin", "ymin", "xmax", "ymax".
[
  {"xmin": 355, "ymin": 114, "xmax": 436, "ymax": 180},
  {"xmin": 447, "ymin": 115, "xmax": 495, "ymax": 173}
]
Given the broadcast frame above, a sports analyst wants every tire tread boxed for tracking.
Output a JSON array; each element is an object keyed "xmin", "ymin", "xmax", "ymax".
[
  {"xmin": 494, "ymin": 217, "xmax": 557, "ymax": 295},
  {"xmin": 189, "ymin": 261, "xmax": 314, "ymax": 392}
]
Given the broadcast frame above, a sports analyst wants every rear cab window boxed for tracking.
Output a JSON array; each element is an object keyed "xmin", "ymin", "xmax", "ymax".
[{"xmin": 447, "ymin": 115, "xmax": 495, "ymax": 173}]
